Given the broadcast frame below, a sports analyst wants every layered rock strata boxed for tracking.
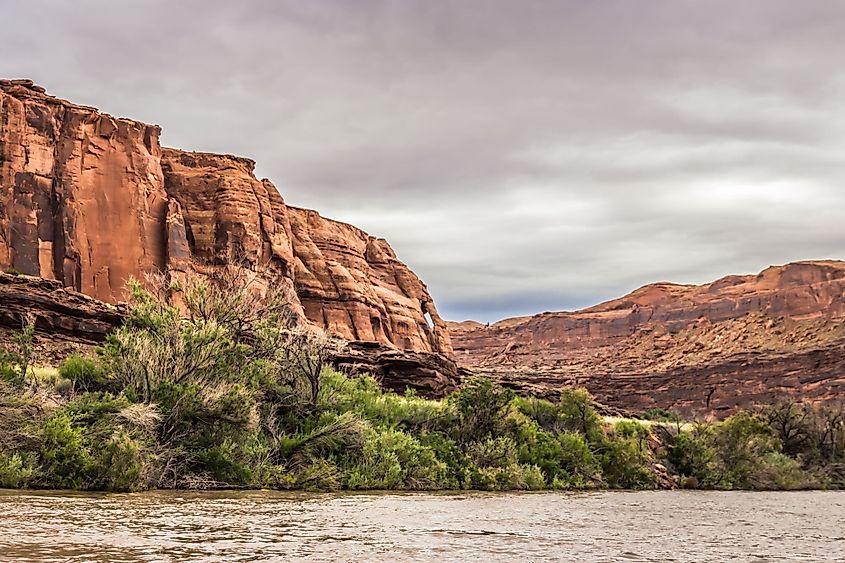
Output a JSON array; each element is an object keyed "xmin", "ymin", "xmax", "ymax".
[
  {"xmin": 450, "ymin": 261, "xmax": 845, "ymax": 417},
  {"xmin": 0, "ymin": 272, "xmax": 460, "ymax": 397},
  {"xmin": 0, "ymin": 79, "xmax": 450, "ymax": 357}
]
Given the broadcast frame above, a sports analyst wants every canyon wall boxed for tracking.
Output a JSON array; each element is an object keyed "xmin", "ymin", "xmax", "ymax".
[
  {"xmin": 450, "ymin": 261, "xmax": 845, "ymax": 416},
  {"xmin": 0, "ymin": 80, "xmax": 450, "ymax": 356}
]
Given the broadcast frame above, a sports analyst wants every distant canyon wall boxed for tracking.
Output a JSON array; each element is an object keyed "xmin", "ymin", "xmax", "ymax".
[{"xmin": 450, "ymin": 261, "xmax": 845, "ymax": 416}]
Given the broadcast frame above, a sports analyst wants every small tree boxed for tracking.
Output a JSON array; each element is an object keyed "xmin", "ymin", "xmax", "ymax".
[
  {"xmin": 1, "ymin": 314, "xmax": 37, "ymax": 385},
  {"xmin": 105, "ymin": 264, "xmax": 297, "ymax": 399},
  {"xmin": 278, "ymin": 326, "xmax": 345, "ymax": 407},
  {"xmin": 449, "ymin": 378, "xmax": 515, "ymax": 443},
  {"xmin": 764, "ymin": 400, "xmax": 810, "ymax": 457}
]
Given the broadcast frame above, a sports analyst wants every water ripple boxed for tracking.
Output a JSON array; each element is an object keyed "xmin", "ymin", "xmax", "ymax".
[{"xmin": 0, "ymin": 490, "xmax": 843, "ymax": 562}]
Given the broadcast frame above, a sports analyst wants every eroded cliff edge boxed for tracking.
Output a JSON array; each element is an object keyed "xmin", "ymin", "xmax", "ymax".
[
  {"xmin": 0, "ymin": 79, "xmax": 451, "ymax": 358},
  {"xmin": 450, "ymin": 261, "xmax": 845, "ymax": 416}
]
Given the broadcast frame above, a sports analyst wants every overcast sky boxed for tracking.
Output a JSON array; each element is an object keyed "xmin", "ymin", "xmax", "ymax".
[{"xmin": 3, "ymin": 1, "xmax": 845, "ymax": 321}]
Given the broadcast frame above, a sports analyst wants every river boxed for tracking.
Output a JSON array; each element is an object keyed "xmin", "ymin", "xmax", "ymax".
[{"xmin": 0, "ymin": 490, "xmax": 842, "ymax": 562}]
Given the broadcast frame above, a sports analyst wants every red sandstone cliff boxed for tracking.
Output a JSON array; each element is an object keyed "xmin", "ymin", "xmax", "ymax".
[
  {"xmin": 0, "ymin": 80, "xmax": 450, "ymax": 356},
  {"xmin": 450, "ymin": 261, "xmax": 845, "ymax": 416}
]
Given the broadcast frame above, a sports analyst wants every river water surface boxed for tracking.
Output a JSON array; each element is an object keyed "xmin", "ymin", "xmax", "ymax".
[{"xmin": 0, "ymin": 490, "xmax": 843, "ymax": 562}]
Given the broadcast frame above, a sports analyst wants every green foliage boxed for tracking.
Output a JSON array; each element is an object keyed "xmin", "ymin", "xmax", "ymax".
[
  {"xmin": 668, "ymin": 425, "xmax": 718, "ymax": 488},
  {"xmin": 0, "ymin": 317, "xmax": 36, "ymax": 385},
  {"xmin": 39, "ymin": 413, "xmax": 92, "ymax": 489},
  {"xmin": 346, "ymin": 428, "xmax": 451, "ymax": 490},
  {"xmin": 2, "ymin": 266, "xmax": 839, "ymax": 492},
  {"xmin": 712, "ymin": 412, "xmax": 780, "ymax": 488},
  {"xmin": 88, "ymin": 431, "xmax": 145, "ymax": 492},
  {"xmin": 0, "ymin": 350, "xmax": 21, "ymax": 384},
  {"xmin": 599, "ymin": 421, "xmax": 657, "ymax": 489},
  {"xmin": 449, "ymin": 378, "xmax": 514, "ymax": 443},
  {"xmin": 0, "ymin": 451, "xmax": 38, "ymax": 488},
  {"xmin": 517, "ymin": 390, "xmax": 604, "ymax": 442},
  {"xmin": 641, "ymin": 408, "xmax": 680, "ymax": 422},
  {"xmin": 554, "ymin": 432, "xmax": 602, "ymax": 488},
  {"xmin": 667, "ymin": 412, "xmax": 820, "ymax": 490},
  {"xmin": 59, "ymin": 355, "xmax": 112, "ymax": 393}
]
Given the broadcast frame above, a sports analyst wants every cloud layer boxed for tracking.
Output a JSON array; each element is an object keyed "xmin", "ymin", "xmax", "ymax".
[{"xmin": 3, "ymin": 1, "xmax": 845, "ymax": 321}]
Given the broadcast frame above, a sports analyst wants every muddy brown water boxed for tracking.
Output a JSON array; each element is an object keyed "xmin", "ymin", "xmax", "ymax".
[{"xmin": 0, "ymin": 490, "xmax": 843, "ymax": 562}]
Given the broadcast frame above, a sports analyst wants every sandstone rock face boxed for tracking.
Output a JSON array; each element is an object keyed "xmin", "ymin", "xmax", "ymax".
[
  {"xmin": 450, "ymin": 261, "xmax": 845, "ymax": 417},
  {"xmin": 159, "ymin": 148, "xmax": 451, "ymax": 355},
  {"xmin": 285, "ymin": 207, "xmax": 451, "ymax": 354},
  {"xmin": 0, "ymin": 80, "xmax": 167, "ymax": 302},
  {"xmin": 0, "ymin": 80, "xmax": 450, "ymax": 357}
]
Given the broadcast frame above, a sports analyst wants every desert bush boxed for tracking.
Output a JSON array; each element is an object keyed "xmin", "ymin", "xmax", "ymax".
[
  {"xmin": 0, "ymin": 451, "xmax": 38, "ymax": 488},
  {"xmin": 748, "ymin": 452, "xmax": 815, "ymax": 490},
  {"xmin": 0, "ymin": 350, "xmax": 22, "ymax": 384},
  {"xmin": 87, "ymin": 431, "xmax": 145, "ymax": 492},
  {"xmin": 555, "ymin": 432, "xmax": 602, "ymax": 488},
  {"xmin": 39, "ymin": 413, "xmax": 92, "ymax": 489},
  {"xmin": 516, "ymin": 389, "xmax": 604, "ymax": 442},
  {"xmin": 449, "ymin": 378, "xmax": 514, "ymax": 443},
  {"xmin": 764, "ymin": 400, "xmax": 845, "ymax": 468},
  {"xmin": 712, "ymin": 412, "xmax": 780, "ymax": 488},
  {"xmin": 0, "ymin": 315, "xmax": 36, "ymax": 385},
  {"xmin": 641, "ymin": 407, "xmax": 680, "ymax": 422},
  {"xmin": 668, "ymin": 424, "xmax": 719, "ymax": 487},
  {"xmin": 345, "ymin": 428, "xmax": 450, "ymax": 490},
  {"xmin": 598, "ymin": 422, "xmax": 657, "ymax": 489},
  {"xmin": 58, "ymin": 355, "xmax": 112, "ymax": 393}
]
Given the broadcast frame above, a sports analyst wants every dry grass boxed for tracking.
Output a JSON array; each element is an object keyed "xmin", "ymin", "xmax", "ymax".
[{"xmin": 118, "ymin": 403, "xmax": 163, "ymax": 433}]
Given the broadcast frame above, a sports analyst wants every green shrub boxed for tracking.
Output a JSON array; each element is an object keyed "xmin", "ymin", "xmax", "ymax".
[
  {"xmin": 713, "ymin": 412, "xmax": 780, "ymax": 489},
  {"xmin": 191, "ymin": 437, "xmax": 254, "ymax": 486},
  {"xmin": 517, "ymin": 389, "xmax": 604, "ymax": 443},
  {"xmin": 39, "ymin": 413, "xmax": 92, "ymax": 489},
  {"xmin": 294, "ymin": 458, "xmax": 342, "ymax": 491},
  {"xmin": 0, "ymin": 350, "xmax": 22, "ymax": 384},
  {"xmin": 65, "ymin": 392, "xmax": 131, "ymax": 423},
  {"xmin": 555, "ymin": 432, "xmax": 602, "ymax": 488},
  {"xmin": 557, "ymin": 389, "xmax": 605, "ymax": 442},
  {"xmin": 600, "ymin": 424, "xmax": 657, "ymax": 489},
  {"xmin": 668, "ymin": 426, "xmax": 719, "ymax": 487},
  {"xmin": 749, "ymin": 452, "xmax": 815, "ymax": 490},
  {"xmin": 59, "ymin": 355, "xmax": 112, "ymax": 393},
  {"xmin": 0, "ymin": 451, "xmax": 38, "ymax": 488},
  {"xmin": 641, "ymin": 408, "xmax": 680, "ymax": 422},
  {"xmin": 449, "ymin": 378, "xmax": 514, "ymax": 443},
  {"xmin": 87, "ymin": 431, "xmax": 145, "ymax": 492},
  {"xmin": 417, "ymin": 431, "xmax": 474, "ymax": 489},
  {"xmin": 346, "ymin": 428, "xmax": 451, "ymax": 490}
]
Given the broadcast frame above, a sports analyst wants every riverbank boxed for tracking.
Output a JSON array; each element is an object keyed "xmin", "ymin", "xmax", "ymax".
[{"xmin": 1, "ymin": 274, "xmax": 843, "ymax": 492}]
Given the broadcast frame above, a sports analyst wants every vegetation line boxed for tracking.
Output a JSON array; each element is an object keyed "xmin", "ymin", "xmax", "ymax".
[{"xmin": 1, "ymin": 269, "xmax": 842, "ymax": 492}]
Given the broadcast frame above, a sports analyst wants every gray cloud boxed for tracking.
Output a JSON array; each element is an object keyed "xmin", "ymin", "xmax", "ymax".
[{"xmin": 3, "ymin": 0, "xmax": 845, "ymax": 321}]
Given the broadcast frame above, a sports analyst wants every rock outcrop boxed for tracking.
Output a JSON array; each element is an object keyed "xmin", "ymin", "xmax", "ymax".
[
  {"xmin": 332, "ymin": 341, "xmax": 465, "ymax": 398},
  {"xmin": 450, "ymin": 261, "xmax": 845, "ymax": 417},
  {"xmin": 0, "ymin": 272, "xmax": 460, "ymax": 396},
  {"xmin": 0, "ymin": 79, "xmax": 451, "ymax": 358}
]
